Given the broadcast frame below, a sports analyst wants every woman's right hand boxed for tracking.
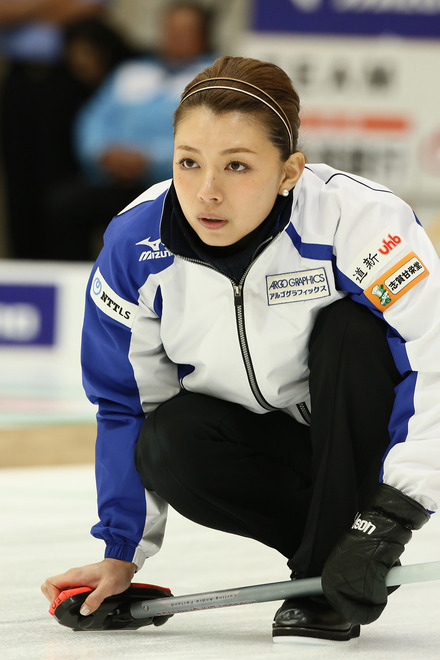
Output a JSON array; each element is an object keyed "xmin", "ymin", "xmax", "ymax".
[{"xmin": 41, "ymin": 558, "xmax": 137, "ymax": 615}]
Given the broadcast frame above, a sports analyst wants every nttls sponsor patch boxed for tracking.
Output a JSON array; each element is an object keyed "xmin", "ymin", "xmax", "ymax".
[
  {"xmin": 90, "ymin": 268, "xmax": 137, "ymax": 328},
  {"xmin": 364, "ymin": 252, "xmax": 428, "ymax": 310}
]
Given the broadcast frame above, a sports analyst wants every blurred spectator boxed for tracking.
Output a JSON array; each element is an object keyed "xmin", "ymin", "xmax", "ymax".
[
  {"xmin": 0, "ymin": 0, "xmax": 108, "ymax": 259},
  {"xmin": 44, "ymin": 2, "xmax": 216, "ymax": 261},
  {"xmin": 64, "ymin": 16, "xmax": 140, "ymax": 90}
]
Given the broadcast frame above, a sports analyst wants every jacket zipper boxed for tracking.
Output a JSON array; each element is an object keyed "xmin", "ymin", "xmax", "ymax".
[
  {"xmin": 232, "ymin": 281, "xmax": 279, "ymax": 412},
  {"xmin": 176, "ymin": 242, "xmax": 311, "ymax": 420},
  {"xmin": 177, "ymin": 252, "xmax": 278, "ymax": 411},
  {"xmin": 296, "ymin": 401, "xmax": 312, "ymax": 425}
]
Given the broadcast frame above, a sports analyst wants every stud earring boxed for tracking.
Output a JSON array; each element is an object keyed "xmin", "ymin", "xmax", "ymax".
[{"xmin": 281, "ymin": 189, "xmax": 289, "ymax": 197}]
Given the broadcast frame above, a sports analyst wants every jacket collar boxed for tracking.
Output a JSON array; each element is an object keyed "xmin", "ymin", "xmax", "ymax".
[{"xmin": 160, "ymin": 181, "xmax": 295, "ymax": 275}]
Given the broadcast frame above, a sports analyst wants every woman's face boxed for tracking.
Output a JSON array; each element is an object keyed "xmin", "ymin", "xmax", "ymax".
[{"xmin": 173, "ymin": 107, "xmax": 304, "ymax": 246}]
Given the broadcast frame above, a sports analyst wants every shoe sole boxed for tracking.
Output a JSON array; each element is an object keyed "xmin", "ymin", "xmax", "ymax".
[{"xmin": 272, "ymin": 623, "xmax": 361, "ymax": 643}]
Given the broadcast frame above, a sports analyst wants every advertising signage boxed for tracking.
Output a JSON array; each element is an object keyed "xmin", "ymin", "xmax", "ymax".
[
  {"xmin": 252, "ymin": 0, "xmax": 440, "ymax": 38},
  {"xmin": 0, "ymin": 284, "xmax": 57, "ymax": 346}
]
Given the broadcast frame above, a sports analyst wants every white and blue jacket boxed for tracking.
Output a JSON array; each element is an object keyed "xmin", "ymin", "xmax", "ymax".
[{"xmin": 82, "ymin": 164, "xmax": 440, "ymax": 568}]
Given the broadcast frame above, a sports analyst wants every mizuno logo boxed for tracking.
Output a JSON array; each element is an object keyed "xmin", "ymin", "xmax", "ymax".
[
  {"xmin": 136, "ymin": 237, "xmax": 162, "ymax": 251},
  {"xmin": 136, "ymin": 237, "xmax": 172, "ymax": 261}
]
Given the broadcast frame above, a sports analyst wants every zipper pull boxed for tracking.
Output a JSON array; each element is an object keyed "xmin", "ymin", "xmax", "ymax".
[{"xmin": 233, "ymin": 284, "xmax": 243, "ymax": 306}]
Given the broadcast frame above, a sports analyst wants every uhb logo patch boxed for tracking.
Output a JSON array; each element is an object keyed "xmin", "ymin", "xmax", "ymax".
[
  {"xmin": 364, "ymin": 251, "xmax": 428, "ymax": 310},
  {"xmin": 349, "ymin": 226, "xmax": 407, "ymax": 288}
]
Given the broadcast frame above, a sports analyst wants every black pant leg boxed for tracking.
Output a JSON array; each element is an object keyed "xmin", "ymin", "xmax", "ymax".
[
  {"xmin": 289, "ymin": 298, "xmax": 401, "ymax": 578},
  {"xmin": 135, "ymin": 392, "xmax": 312, "ymax": 558},
  {"xmin": 135, "ymin": 298, "xmax": 401, "ymax": 575}
]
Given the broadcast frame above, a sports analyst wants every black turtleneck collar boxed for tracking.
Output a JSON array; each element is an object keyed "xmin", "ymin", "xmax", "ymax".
[{"xmin": 161, "ymin": 182, "xmax": 293, "ymax": 283}]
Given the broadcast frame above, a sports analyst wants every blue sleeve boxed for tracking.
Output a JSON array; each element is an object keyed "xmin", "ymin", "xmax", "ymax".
[{"xmin": 81, "ymin": 227, "xmax": 150, "ymax": 564}]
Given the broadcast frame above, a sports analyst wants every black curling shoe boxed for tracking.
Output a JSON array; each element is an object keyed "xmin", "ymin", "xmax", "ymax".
[{"xmin": 272, "ymin": 595, "xmax": 360, "ymax": 642}]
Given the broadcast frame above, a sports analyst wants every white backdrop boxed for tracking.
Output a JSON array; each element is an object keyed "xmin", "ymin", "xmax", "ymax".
[{"xmin": 242, "ymin": 33, "xmax": 440, "ymax": 250}]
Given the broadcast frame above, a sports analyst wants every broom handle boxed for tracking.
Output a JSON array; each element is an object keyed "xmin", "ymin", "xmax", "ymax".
[{"xmin": 130, "ymin": 560, "xmax": 440, "ymax": 620}]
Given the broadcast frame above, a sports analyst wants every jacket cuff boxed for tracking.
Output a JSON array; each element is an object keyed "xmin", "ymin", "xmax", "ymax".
[
  {"xmin": 372, "ymin": 483, "xmax": 430, "ymax": 530},
  {"xmin": 104, "ymin": 542, "xmax": 147, "ymax": 571},
  {"xmin": 104, "ymin": 542, "xmax": 137, "ymax": 563}
]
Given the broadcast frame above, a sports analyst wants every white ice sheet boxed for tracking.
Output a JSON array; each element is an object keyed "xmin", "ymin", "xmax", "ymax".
[{"xmin": 1, "ymin": 464, "xmax": 439, "ymax": 660}]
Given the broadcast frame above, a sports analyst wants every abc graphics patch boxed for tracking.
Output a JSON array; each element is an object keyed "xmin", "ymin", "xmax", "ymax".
[
  {"xmin": 364, "ymin": 252, "xmax": 428, "ymax": 310},
  {"xmin": 266, "ymin": 267, "xmax": 330, "ymax": 305}
]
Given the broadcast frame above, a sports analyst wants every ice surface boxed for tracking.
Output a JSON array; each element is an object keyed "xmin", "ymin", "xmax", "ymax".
[{"xmin": 1, "ymin": 464, "xmax": 440, "ymax": 660}]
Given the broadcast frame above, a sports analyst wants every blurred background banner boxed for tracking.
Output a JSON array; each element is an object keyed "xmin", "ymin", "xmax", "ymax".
[
  {"xmin": 0, "ymin": 282, "xmax": 56, "ymax": 346},
  {"xmin": 245, "ymin": 0, "xmax": 440, "ymax": 252},
  {"xmin": 0, "ymin": 261, "xmax": 94, "ymax": 427},
  {"xmin": 252, "ymin": 0, "xmax": 440, "ymax": 38}
]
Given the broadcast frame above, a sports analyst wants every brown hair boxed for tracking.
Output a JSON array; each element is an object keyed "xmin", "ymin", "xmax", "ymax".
[{"xmin": 174, "ymin": 56, "xmax": 301, "ymax": 161}]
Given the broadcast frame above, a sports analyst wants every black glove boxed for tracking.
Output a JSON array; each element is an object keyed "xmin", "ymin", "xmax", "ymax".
[{"xmin": 321, "ymin": 484, "xmax": 429, "ymax": 625}]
